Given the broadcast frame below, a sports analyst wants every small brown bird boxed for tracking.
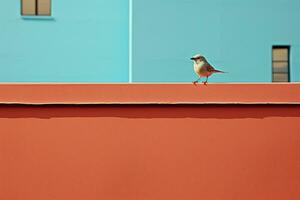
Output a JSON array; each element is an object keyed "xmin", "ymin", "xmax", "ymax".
[{"xmin": 191, "ymin": 54, "xmax": 225, "ymax": 85}]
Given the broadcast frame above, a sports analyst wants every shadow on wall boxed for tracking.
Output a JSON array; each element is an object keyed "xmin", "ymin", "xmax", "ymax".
[{"xmin": 0, "ymin": 105, "xmax": 300, "ymax": 119}]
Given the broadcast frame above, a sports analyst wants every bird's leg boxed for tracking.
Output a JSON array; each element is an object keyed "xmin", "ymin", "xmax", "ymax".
[
  {"xmin": 193, "ymin": 77, "xmax": 201, "ymax": 85},
  {"xmin": 203, "ymin": 76, "xmax": 208, "ymax": 85}
]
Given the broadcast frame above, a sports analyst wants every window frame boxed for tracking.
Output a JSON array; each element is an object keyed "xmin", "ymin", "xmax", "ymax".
[
  {"xmin": 272, "ymin": 45, "xmax": 290, "ymax": 82},
  {"xmin": 21, "ymin": 0, "xmax": 52, "ymax": 16}
]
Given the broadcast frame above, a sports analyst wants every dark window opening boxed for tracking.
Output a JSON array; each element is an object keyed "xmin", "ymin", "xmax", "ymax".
[{"xmin": 272, "ymin": 46, "xmax": 290, "ymax": 82}]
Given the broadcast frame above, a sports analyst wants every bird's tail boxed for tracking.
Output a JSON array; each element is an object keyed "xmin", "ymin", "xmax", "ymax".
[{"xmin": 212, "ymin": 69, "xmax": 226, "ymax": 73}]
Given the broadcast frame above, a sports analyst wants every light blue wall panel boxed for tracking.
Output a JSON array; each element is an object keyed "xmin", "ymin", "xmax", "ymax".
[
  {"xmin": 132, "ymin": 0, "xmax": 300, "ymax": 82},
  {"xmin": 0, "ymin": 0, "xmax": 129, "ymax": 82},
  {"xmin": 1, "ymin": 0, "xmax": 299, "ymax": 82}
]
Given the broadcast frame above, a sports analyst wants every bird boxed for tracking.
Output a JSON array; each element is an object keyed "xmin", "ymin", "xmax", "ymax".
[{"xmin": 191, "ymin": 54, "xmax": 225, "ymax": 85}]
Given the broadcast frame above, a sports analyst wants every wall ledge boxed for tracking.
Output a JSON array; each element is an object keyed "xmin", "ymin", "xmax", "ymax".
[{"xmin": 0, "ymin": 83, "xmax": 299, "ymax": 105}]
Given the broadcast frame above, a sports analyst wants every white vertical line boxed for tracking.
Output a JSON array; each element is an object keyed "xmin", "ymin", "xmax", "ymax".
[{"xmin": 129, "ymin": 0, "xmax": 133, "ymax": 83}]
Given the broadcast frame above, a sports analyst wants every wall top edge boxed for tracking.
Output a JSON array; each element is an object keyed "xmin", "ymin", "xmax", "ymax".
[{"xmin": 0, "ymin": 84, "xmax": 299, "ymax": 104}]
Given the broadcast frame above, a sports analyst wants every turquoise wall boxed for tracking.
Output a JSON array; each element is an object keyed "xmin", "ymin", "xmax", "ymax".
[
  {"xmin": 0, "ymin": 0, "xmax": 299, "ymax": 82},
  {"xmin": 0, "ymin": 0, "xmax": 129, "ymax": 82},
  {"xmin": 132, "ymin": 0, "xmax": 300, "ymax": 82}
]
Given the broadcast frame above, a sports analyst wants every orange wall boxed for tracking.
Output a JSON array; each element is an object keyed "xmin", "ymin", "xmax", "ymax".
[{"xmin": 1, "ymin": 104, "xmax": 300, "ymax": 200}]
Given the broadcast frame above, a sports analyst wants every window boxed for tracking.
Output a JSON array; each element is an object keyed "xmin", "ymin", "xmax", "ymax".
[
  {"xmin": 21, "ymin": 0, "xmax": 51, "ymax": 16},
  {"xmin": 272, "ymin": 46, "xmax": 290, "ymax": 82}
]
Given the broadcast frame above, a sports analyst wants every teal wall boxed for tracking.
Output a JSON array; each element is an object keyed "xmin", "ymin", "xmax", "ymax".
[
  {"xmin": 132, "ymin": 0, "xmax": 300, "ymax": 82},
  {"xmin": 0, "ymin": 0, "xmax": 129, "ymax": 82},
  {"xmin": 0, "ymin": 0, "xmax": 299, "ymax": 82}
]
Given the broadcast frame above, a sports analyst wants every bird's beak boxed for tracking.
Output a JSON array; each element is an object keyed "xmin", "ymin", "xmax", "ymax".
[{"xmin": 190, "ymin": 58, "xmax": 194, "ymax": 60}]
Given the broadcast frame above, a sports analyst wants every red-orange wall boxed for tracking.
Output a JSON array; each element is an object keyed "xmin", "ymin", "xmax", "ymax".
[{"xmin": 1, "ymin": 104, "xmax": 300, "ymax": 200}]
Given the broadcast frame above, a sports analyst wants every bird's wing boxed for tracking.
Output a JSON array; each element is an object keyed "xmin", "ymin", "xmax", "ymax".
[
  {"xmin": 207, "ymin": 65, "xmax": 225, "ymax": 73},
  {"xmin": 206, "ymin": 65, "xmax": 216, "ymax": 72}
]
